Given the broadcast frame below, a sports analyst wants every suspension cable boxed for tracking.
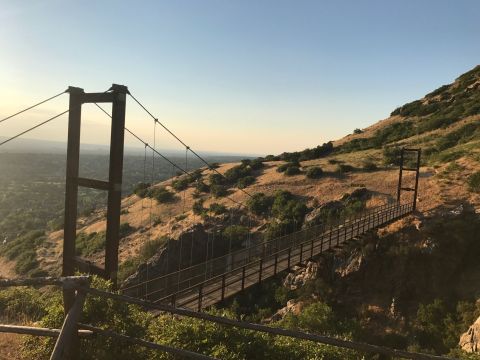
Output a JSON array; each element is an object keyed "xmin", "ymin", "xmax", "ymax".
[
  {"xmin": 93, "ymin": 103, "xmax": 247, "ymax": 210},
  {"xmin": 0, "ymin": 110, "xmax": 69, "ymax": 147},
  {"xmin": 0, "ymin": 90, "xmax": 67, "ymax": 125},
  {"xmin": 128, "ymin": 92, "xmax": 254, "ymax": 199}
]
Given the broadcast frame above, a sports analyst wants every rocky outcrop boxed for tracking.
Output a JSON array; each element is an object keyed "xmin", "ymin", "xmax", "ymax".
[
  {"xmin": 265, "ymin": 299, "xmax": 305, "ymax": 323},
  {"xmin": 459, "ymin": 316, "xmax": 480, "ymax": 353},
  {"xmin": 283, "ymin": 261, "xmax": 318, "ymax": 290}
]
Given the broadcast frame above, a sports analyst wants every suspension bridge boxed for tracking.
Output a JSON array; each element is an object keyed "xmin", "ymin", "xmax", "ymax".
[{"xmin": 0, "ymin": 84, "xmax": 436, "ymax": 360}]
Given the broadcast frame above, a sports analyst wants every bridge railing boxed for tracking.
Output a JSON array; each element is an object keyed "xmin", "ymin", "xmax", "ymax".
[
  {"xmin": 160, "ymin": 201, "xmax": 414, "ymax": 310},
  {"xmin": 122, "ymin": 201, "xmax": 414, "ymax": 303}
]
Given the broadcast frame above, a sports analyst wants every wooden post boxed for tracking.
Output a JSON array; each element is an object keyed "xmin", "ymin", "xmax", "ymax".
[
  {"xmin": 413, "ymin": 149, "xmax": 421, "ymax": 211},
  {"xmin": 50, "ymin": 290, "xmax": 86, "ymax": 360},
  {"xmin": 197, "ymin": 284, "xmax": 203, "ymax": 312},
  {"xmin": 105, "ymin": 85, "xmax": 128, "ymax": 287},
  {"xmin": 274, "ymin": 253, "xmax": 278, "ymax": 275},
  {"xmin": 329, "ymin": 226, "xmax": 332, "ymax": 249},
  {"xmin": 258, "ymin": 259, "xmax": 263, "ymax": 283},
  {"xmin": 63, "ymin": 86, "xmax": 84, "ymax": 315},
  {"xmin": 241, "ymin": 266, "xmax": 246, "ymax": 290},
  {"xmin": 221, "ymin": 274, "xmax": 226, "ymax": 301}
]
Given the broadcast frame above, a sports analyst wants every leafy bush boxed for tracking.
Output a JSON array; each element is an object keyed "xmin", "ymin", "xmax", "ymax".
[
  {"xmin": 171, "ymin": 177, "xmax": 190, "ymax": 191},
  {"xmin": 0, "ymin": 287, "xmax": 47, "ymax": 321},
  {"xmin": 209, "ymin": 173, "xmax": 225, "ymax": 185},
  {"xmin": 353, "ymin": 128, "xmax": 363, "ymax": 134},
  {"xmin": 436, "ymin": 122, "xmax": 480, "ymax": 151},
  {"xmin": 467, "ymin": 171, "xmax": 480, "ymax": 192},
  {"xmin": 277, "ymin": 161, "xmax": 300, "ymax": 173},
  {"xmin": 282, "ymin": 301, "xmax": 334, "ymax": 335},
  {"xmin": 210, "ymin": 184, "xmax": 228, "ymax": 198},
  {"xmin": 147, "ymin": 187, "xmax": 176, "ymax": 203},
  {"xmin": 306, "ymin": 166, "xmax": 323, "ymax": 179},
  {"xmin": 237, "ymin": 175, "xmax": 256, "ymax": 189},
  {"xmin": 247, "ymin": 193, "xmax": 274, "ymax": 217},
  {"xmin": 0, "ymin": 231, "xmax": 45, "ymax": 276},
  {"xmin": 22, "ymin": 277, "xmax": 154, "ymax": 359},
  {"xmin": 284, "ymin": 166, "xmax": 301, "ymax": 176},
  {"xmin": 76, "ymin": 231, "xmax": 106, "ymax": 256},
  {"xmin": 225, "ymin": 164, "xmax": 252, "ymax": 183},
  {"xmin": 195, "ymin": 181, "xmax": 210, "ymax": 193},
  {"xmin": 132, "ymin": 182, "xmax": 150, "ymax": 197},
  {"xmin": 192, "ymin": 199, "xmax": 205, "ymax": 215},
  {"xmin": 271, "ymin": 190, "xmax": 308, "ymax": 225},
  {"xmin": 209, "ymin": 202, "xmax": 227, "ymax": 215}
]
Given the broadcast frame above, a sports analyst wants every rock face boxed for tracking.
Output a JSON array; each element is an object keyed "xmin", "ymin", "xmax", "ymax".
[
  {"xmin": 283, "ymin": 261, "xmax": 318, "ymax": 290},
  {"xmin": 122, "ymin": 224, "xmax": 228, "ymax": 295},
  {"xmin": 459, "ymin": 316, "xmax": 480, "ymax": 353}
]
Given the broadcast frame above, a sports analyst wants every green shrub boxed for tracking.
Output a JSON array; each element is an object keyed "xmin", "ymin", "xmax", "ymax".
[
  {"xmin": 209, "ymin": 173, "xmax": 225, "ymax": 185},
  {"xmin": 247, "ymin": 193, "xmax": 274, "ymax": 216},
  {"xmin": 171, "ymin": 177, "xmax": 190, "ymax": 191},
  {"xmin": 210, "ymin": 184, "xmax": 228, "ymax": 198},
  {"xmin": 0, "ymin": 287, "xmax": 46, "ymax": 321},
  {"xmin": 147, "ymin": 187, "xmax": 175, "ymax": 203},
  {"xmin": 75, "ymin": 231, "xmax": 106, "ymax": 256},
  {"xmin": 237, "ymin": 175, "xmax": 256, "ymax": 189},
  {"xmin": 284, "ymin": 166, "xmax": 301, "ymax": 176},
  {"xmin": 306, "ymin": 166, "xmax": 323, "ymax": 179},
  {"xmin": 271, "ymin": 190, "xmax": 308, "ymax": 226},
  {"xmin": 277, "ymin": 161, "xmax": 300, "ymax": 173},
  {"xmin": 195, "ymin": 180, "xmax": 210, "ymax": 193},
  {"xmin": 209, "ymin": 202, "xmax": 227, "ymax": 215},
  {"xmin": 225, "ymin": 164, "xmax": 252, "ymax": 183},
  {"xmin": 192, "ymin": 199, "xmax": 205, "ymax": 215},
  {"xmin": 132, "ymin": 182, "xmax": 150, "ymax": 197},
  {"xmin": 353, "ymin": 128, "xmax": 363, "ymax": 134},
  {"xmin": 467, "ymin": 171, "xmax": 480, "ymax": 192}
]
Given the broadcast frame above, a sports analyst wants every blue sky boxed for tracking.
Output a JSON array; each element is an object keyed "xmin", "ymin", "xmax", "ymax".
[{"xmin": 0, "ymin": 0, "xmax": 479, "ymax": 155}]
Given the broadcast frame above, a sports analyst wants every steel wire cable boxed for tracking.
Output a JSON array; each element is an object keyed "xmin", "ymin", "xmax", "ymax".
[
  {"xmin": 0, "ymin": 90, "xmax": 66, "ymax": 125},
  {"xmin": 0, "ymin": 110, "xmax": 69, "ymax": 147},
  {"xmin": 127, "ymin": 92, "xmax": 254, "ymax": 199}
]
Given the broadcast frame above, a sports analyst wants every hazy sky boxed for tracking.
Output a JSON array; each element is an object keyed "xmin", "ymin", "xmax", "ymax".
[{"xmin": 1, "ymin": 0, "xmax": 479, "ymax": 155}]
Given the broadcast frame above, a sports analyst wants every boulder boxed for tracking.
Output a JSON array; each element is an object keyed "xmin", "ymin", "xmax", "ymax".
[{"xmin": 459, "ymin": 316, "xmax": 480, "ymax": 353}]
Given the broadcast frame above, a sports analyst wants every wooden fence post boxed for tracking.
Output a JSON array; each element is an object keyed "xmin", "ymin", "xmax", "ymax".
[{"xmin": 50, "ymin": 290, "xmax": 86, "ymax": 360}]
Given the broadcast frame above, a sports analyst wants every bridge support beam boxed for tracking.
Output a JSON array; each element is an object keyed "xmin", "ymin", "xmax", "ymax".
[{"xmin": 63, "ymin": 84, "xmax": 129, "ymax": 315}]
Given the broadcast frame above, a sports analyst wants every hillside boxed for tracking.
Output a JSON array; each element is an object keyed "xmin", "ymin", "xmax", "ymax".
[
  {"xmin": 2, "ymin": 65, "xmax": 480, "ymax": 359},
  {"xmin": 35, "ymin": 67, "xmax": 480, "ymax": 279}
]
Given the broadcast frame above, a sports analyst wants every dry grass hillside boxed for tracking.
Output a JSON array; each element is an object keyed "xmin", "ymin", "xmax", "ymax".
[{"xmin": 36, "ymin": 65, "xmax": 480, "ymax": 280}]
